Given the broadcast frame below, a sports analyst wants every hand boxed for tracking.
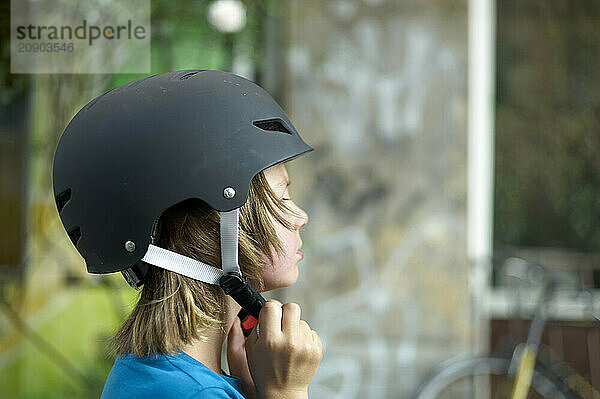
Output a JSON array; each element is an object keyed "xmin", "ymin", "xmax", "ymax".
[
  {"xmin": 227, "ymin": 316, "xmax": 256, "ymax": 399},
  {"xmin": 245, "ymin": 300, "xmax": 323, "ymax": 399}
]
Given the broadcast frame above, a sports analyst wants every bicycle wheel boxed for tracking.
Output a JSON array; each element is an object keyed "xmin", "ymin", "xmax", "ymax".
[{"xmin": 413, "ymin": 354, "xmax": 578, "ymax": 399}]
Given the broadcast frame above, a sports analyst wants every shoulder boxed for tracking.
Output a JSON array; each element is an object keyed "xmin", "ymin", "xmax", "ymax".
[
  {"xmin": 101, "ymin": 354, "xmax": 198, "ymax": 399},
  {"xmin": 101, "ymin": 353, "xmax": 244, "ymax": 399}
]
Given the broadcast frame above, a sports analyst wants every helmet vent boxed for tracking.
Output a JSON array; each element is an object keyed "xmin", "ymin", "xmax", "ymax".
[
  {"xmin": 253, "ymin": 119, "xmax": 291, "ymax": 135},
  {"xmin": 56, "ymin": 188, "xmax": 72, "ymax": 213},
  {"xmin": 179, "ymin": 71, "xmax": 199, "ymax": 80},
  {"xmin": 68, "ymin": 226, "xmax": 81, "ymax": 247}
]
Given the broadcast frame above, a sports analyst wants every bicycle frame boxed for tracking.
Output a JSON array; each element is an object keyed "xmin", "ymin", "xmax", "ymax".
[{"xmin": 510, "ymin": 273, "xmax": 559, "ymax": 399}]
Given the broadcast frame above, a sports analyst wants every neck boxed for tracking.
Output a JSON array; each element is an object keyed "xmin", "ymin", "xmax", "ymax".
[{"xmin": 181, "ymin": 295, "xmax": 241, "ymax": 375}]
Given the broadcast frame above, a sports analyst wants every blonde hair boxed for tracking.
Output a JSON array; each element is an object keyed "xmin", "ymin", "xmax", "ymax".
[{"xmin": 111, "ymin": 169, "xmax": 297, "ymax": 357}]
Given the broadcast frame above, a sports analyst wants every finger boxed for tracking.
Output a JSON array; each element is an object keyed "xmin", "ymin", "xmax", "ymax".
[
  {"xmin": 312, "ymin": 330, "xmax": 322, "ymax": 350},
  {"xmin": 258, "ymin": 300, "xmax": 283, "ymax": 340},
  {"xmin": 313, "ymin": 331, "xmax": 323, "ymax": 360},
  {"xmin": 227, "ymin": 318, "xmax": 247, "ymax": 373},
  {"xmin": 266, "ymin": 298, "xmax": 283, "ymax": 307},
  {"xmin": 281, "ymin": 303, "xmax": 301, "ymax": 336},
  {"xmin": 298, "ymin": 320, "xmax": 311, "ymax": 338}
]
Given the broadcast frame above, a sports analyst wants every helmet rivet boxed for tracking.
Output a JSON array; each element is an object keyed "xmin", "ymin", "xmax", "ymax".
[
  {"xmin": 125, "ymin": 241, "xmax": 136, "ymax": 252},
  {"xmin": 223, "ymin": 187, "xmax": 236, "ymax": 199}
]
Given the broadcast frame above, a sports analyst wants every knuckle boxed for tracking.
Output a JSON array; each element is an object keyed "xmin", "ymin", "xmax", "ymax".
[
  {"xmin": 300, "ymin": 342, "xmax": 318, "ymax": 361},
  {"xmin": 285, "ymin": 340, "xmax": 299, "ymax": 353},
  {"xmin": 304, "ymin": 342, "xmax": 314, "ymax": 354}
]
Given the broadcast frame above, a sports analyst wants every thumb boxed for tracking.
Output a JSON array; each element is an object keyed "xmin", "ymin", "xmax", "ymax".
[
  {"xmin": 227, "ymin": 317, "xmax": 251, "ymax": 381},
  {"xmin": 227, "ymin": 317, "xmax": 245, "ymax": 355}
]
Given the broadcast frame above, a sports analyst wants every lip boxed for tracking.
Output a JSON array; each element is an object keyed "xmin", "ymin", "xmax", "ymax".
[{"xmin": 296, "ymin": 249, "xmax": 304, "ymax": 259}]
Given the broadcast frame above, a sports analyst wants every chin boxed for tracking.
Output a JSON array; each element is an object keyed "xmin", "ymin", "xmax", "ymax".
[{"xmin": 261, "ymin": 263, "xmax": 299, "ymax": 292}]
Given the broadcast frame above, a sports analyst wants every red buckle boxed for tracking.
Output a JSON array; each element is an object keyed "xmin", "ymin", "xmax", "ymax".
[{"xmin": 241, "ymin": 315, "xmax": 258, "ymax": 330}]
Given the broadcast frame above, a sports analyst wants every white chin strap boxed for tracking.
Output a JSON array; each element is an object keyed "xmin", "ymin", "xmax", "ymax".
[{"xmin": 140, "ymin": 208, "xmax": 242, "ymax": 285}]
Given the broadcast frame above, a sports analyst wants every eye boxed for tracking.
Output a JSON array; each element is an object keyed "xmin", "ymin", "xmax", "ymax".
[{"xmin": 282, "ymin": 197, "xmax": 291, "ymax": 201}]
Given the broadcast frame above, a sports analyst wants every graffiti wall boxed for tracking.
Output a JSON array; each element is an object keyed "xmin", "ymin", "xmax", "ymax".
[{"xmin": 278, "ymin": 1, "xmax": 472, "ymax": 397}]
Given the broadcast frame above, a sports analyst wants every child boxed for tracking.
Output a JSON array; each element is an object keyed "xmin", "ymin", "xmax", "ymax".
[{"xmin": 52, "ymin": 70, "xmax": 322, "ymax": 398}]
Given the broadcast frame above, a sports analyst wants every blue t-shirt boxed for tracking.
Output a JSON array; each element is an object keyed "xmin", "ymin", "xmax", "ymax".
[{"xmin": 101, "ymin": 351, "xmax": 246, "ymax": 399}]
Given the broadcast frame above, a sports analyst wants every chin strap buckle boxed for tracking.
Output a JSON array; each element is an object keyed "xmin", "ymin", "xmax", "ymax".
[
  {"xmin": 237, "ymin": 308, "xmax": 259, "ymax": 337},
  {"xmin": 219, "ymin": 272, "xmax": 266, "ymax": 318}
]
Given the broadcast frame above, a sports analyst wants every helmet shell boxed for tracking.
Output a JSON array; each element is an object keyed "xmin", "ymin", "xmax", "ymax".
[{"xmin": 52, "ymin": 70, "xmax": 313, "ymax": 274}]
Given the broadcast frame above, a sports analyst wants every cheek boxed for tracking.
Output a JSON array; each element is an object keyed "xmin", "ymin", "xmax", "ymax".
[
  {"xmin": 268, "ymin": 210, "xmax": 297, "ymax": 261},
  {"xmin": 260, "ymin": 220, "xmax": 299, "ymax": 291},
  {"xmin": 274, "ymin": 223, "xmax": 297, "ymax": 257}
]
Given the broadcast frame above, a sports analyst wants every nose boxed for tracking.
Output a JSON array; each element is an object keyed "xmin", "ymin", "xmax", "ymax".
[{"xmin": 292, "ymin": 203, "xmax": 309, "ymax": 230}]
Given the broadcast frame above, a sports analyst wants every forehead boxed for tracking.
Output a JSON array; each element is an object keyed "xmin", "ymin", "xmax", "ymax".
[{"xmin": 263, "ymin": 163, "xmax": 289, "ymax": 187}]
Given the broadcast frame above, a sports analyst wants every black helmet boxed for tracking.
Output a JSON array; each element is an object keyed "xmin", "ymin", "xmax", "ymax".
[{"xmin": 52, "ymin": 70, "xmax": 313, "ymax": 317}]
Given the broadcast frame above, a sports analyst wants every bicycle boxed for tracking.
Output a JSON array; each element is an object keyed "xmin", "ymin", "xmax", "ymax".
[{"xmin": 413, "ymin": 257, "xmax": 599, "ymax": 399}]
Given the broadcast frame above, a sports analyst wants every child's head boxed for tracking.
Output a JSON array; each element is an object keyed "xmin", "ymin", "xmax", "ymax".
[
  {"xmin": 52, "ymin": 70, "xmax": 314, "ymax": 357},
  {"xmin": 112, "ymin": 162, "xmax": 308, "ymax": 356}
]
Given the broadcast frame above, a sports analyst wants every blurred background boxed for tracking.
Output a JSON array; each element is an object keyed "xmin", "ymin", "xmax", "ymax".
[{"xmin": 1, "ymin": 0, "xmax": 599, "ymax": 398}]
